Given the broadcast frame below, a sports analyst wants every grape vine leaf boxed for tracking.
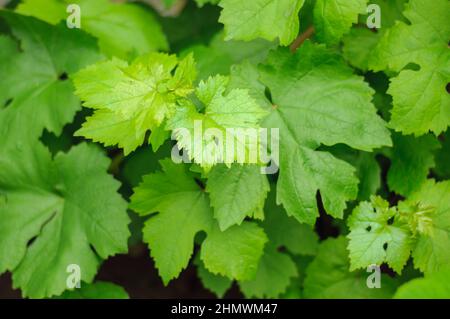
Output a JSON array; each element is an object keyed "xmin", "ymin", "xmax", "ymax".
[
  {"xmin": 369, "ymin": 0, "xmax": 450, "ymax": 136},
  {"xmin": 0, "ymin": 11, "xmax": 101, "ymax": 138},
  {"xmin": 239, "ymin": 244, "xmax": 298, "ymax": 298},
  {"xmin": 230, "ymin": 42, "xmax": 391, "ymax": 225},
  {"xmin": 435, "ymin": 131, "xmax": 450, "ymax": 179},
  {"xmin": 74, "ymin": 53, "xmax": 196, "ymax": 154},
  {"xmin": 342, "ymin": 0, "xmax": 407, "ymax": 71},
  {"xmin": 194, "ymin": 256, "xmax": 232, "ymax": 298},
  {"xmin": 314, "ymin": 0, "xmax": 368, "ymax": 45},
  {"xmin": 206, "ymin": 164, "xmax": 269, "ymax": 230},
  {"xmin": 200, "ymin": 222, "xmax": 268, "ymax": 281},
  {"xmin": 56, "ymin": 281, "xmax": 129, "ymax": 299},
  {"xmin": 342, "ymin": 28, "xmax": 381, "ymax": 72},
  {"xmin": 304, "ymin": 237, "xmax": 398, "ymax": 298},
  {"xmin": 347, "ymin": 196, "xmax": 414, "ymax": 273},
  {"xmin": 0, "ymin": 142, "xmax": 130, "ymax": 298},
  {"xmin": 394, "ymin": 267, "xmax": 450, "ymax": 299},
  {"xmin": 167, "ymin": 75, "xmax": 268, "ymax": 169},
  {"xmin": 130, "ymin": 159, "xmax": 267, "ymax": 284},
  {"xmin": 182, "ymin": 32, "xmax": 275, "ymax": 81},
  {"xmin": 218, "ymin": 0, "xmax": 305, "ymax": 46},
  {"xmin": 262, "ymin": 188, "xmax": 319, "ymax": 256},
  {"xmin": 16, "ymin": 0, "xmax": 168, "ymax": 59},
  {"xmin": 387, "ymin": 133, "xmax": 440, "ymax": 196}
]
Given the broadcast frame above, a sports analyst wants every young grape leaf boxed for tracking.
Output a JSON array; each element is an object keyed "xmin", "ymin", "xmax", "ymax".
[
  {"xmin": 16, "ymin": 0, "xmax": 168, "ymax": 59},
  {"xmin": 347, "ymin": 196, "xmax": 414, "ymax": 273},
  {"xmin": 74, "ymin": 53, "xmax": 196, "ymax": 154},
  {"xmin": 130, "ymin": 159, "xmax": 267, "ymax": 284},
  {"xmin": 231, "ymin": 42, "xmax": 391, "ymax": 225},
  {"xmin": 167, "ymin": 75, "xmax": 268, "ymax": 169},
  {"xmin": 0, "ymin": 11, "xmax": 101, "ymax": 138},
  {"xmin": 369, "ymin": 0, "xmax": 450, "ymax": 136},
  {"xmin": 0, "ymin": 142, "xmax": 130, "ymax": 298},
  {"xmin": 314, "ymin": 0, "xmax": 368, "ymax": 45},
  {"xmin": 206, "ymin": 164, "xmax": 269, "ymax": 230},
  {"xmin": 218, "ymin": 0, "xmax": 305, "ymax": 46}
]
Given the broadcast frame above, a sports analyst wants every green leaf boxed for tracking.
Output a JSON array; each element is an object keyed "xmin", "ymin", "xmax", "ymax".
[
  {"xmin": 239, "ymin": 245, "xmax": 298, "ymax": 298},
  {"xmin": 16, "ymin": 0, "xmax": 168, "ymax": 59},
  {"xmin": 167, "ymin": 75, "xmax": 268, "ymax": 169},
  {"xmin": 74, "ymin": 53, "xmax": 196, "ymax": 155},
  {"xmin": 406, "ymin": 180, "xmax": 450, "ymax": 274},
  {"xmin": 0, "ymin": 142, "xmax": 130, "ymax": 298},
  {"xmin": 56, "ymin": 281, "xmax": 129, "ymax": 299},
  {"xmin": 130, "ymin": 160, "xmax": 266, "ymax": 284},
  {"xmin": 194, "ymin": 256, "xmax": 232, "ymax": 298},
  {"xmin": 387, "ymin": 133, "xmax": 440, "ymax": 196},
  {"xmin": 218, "ymin": 0, "xmax": 305, "ymax": 45},
  {"xmin": 263, "ymin": 188, "xmax": 319, "ymax": 256},
  {"xmin": 0, "ymin": 11, "xmax": 101, "ymax": 138},
  {"xmin": 347, "ymin": 196, "xmax": 413, "ymax": 273},
  {"xmin": 304, "ymin": 237, "xmax": 397, "ymax": 298},
  {"xmin": 232, "ymin": 42, "xmax": 391, "ymax": 224},
  {"xmin": 206, "ymin": 164, "xmax": 269, "ymax": 230},
  {"xmin": 201, "ymin": 222, "xmax": 268, "ymax": 281},
  {"xmin": 195, "ymin": 0, "xmax": 220, "ymax": 7},
  {"xmin": 394, "ymin": 268, "xmax": 450, "ymax": 299},
  {"xmin": 314, "ymin": 0, "xmax": 368, "ymax": 45},
  {"xmin": 342, "ymin": 28, "xmax": 381, "ymax": 72},
  {"xmin": 369, "ymin": 0, "xmax": 450, "ymax": 136},
  {"xmin": 435, "ymin": 131, "xmax": 450, "ymax": 179},
  {"xmin": 182, "ymin": 32, "xmax": 275, "ymax": 81}
]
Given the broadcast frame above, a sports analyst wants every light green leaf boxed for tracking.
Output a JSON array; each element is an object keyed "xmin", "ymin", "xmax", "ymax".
[
  {"xmin": 206, "ymin": 164, "xmax": 269, "ymax": 230},
  {"xmin": 167, "ymin": 75, "xmax": 268, "ymax": 169},
  {"xmin": 218, "ymin": 0, "xmax": 305, "ymax": 45},
  {"xmin": 201, "ymin": 222, "xmax": 268, "ymax": 281},
  {"xmin": 347, "ymin": 196, "xmax": 413, "ymax": 273},
  {"xmin": 74, "ymin": 53, "xmax": 196, "ymax": 154},
  {"xmin": 130, "ymin": 160, "xmax": 266, "ymax": 284}
]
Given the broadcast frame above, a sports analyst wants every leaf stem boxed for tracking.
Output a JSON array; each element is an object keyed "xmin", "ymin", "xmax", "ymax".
[{"xmin": 290, "ymin": 26, "xmax": 315, "ymax": 53}]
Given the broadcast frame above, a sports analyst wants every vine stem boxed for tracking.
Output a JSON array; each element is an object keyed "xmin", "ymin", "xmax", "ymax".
[{"xmin": 290, "ymin": 26, "xmax": 315, "ymax": 53}]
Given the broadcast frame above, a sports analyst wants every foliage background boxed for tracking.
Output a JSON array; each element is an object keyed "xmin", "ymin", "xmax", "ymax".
[{"xmin": 0, "ymin": 0, "xmax": 449, "ymax": 299}]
